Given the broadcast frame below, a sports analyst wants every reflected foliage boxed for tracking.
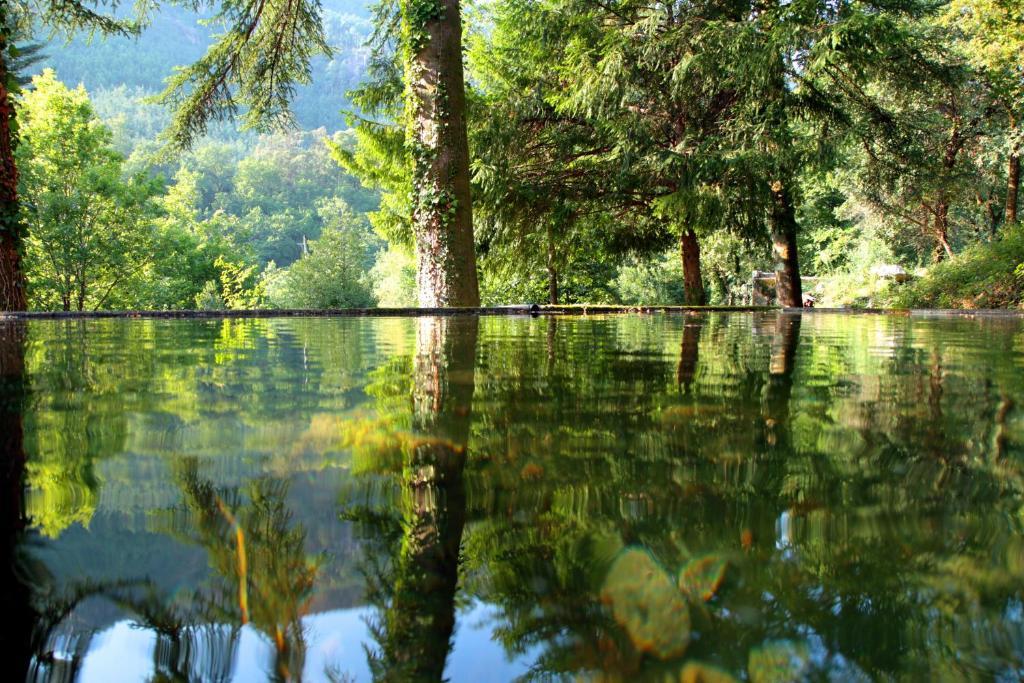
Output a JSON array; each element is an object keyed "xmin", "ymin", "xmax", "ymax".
[{"xmin": 0, "ymin": 313, "xmax": 1022, "ymax": 681}]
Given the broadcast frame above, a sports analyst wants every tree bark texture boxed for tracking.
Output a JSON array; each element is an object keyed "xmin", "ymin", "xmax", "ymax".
[
  {"xmin": 679, "ymin": 228, "xmax": 706, "ymax": 306},
  {"xmin": 0, "ymin": 30, "xmax": 27, "ymax": 313},
  {"xmin": 404, "ymin": 0, "xmax": 480, "ymax": 307},
  {"xmin": 931, "ymin": 123, "xmax": 964, "ymax": 261},
  {"xmin": 769, "ymin": 181, "xmax": 803, "ymax": 308},
  {"xmin": 932, "ymin": 201, "xmax": 954, "ymax": 263}
]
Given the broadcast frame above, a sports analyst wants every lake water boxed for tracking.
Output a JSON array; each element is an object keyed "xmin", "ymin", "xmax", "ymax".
[{"xmin": 1, "ymin": 312, "xmax": 1023, "ymax": 682}]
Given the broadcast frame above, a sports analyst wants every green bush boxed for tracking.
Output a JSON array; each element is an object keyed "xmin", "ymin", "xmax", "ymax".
[{"xmin": 880, "ymin": 225, "xmax": 1024, "ymax": 309}]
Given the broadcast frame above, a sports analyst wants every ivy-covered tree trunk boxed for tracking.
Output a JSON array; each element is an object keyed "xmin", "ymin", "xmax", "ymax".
[
  {"xmin": 769, "ymin": 181, "xmax": 802, "ymax": 308},
  {"xmin": 0, "ymin": 28, "xmax": 27, "ymax": 313},
  {"xmin": 1007, "ymin": 150, "xmax": 1019, "ymax": 226},
  {"xmin": 402, "ymin": 0, "xmax": 480, "ymax": 307},
  {"xmin": 679, "ymin": 228, "xmax": 706, "ymax": 306}
]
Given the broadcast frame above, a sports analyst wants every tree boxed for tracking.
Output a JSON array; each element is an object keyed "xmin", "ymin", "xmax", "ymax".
[
  {"xmin": 943, "ymin": 0, "xmax": 1024, "ymax": 227},
  {"xmin": 140, "ymin": 167, "xmax": 250, "ymax": 310},
  {"xmin": 400, "ymin": 0, "xmax": 480, "ymax": 306},
  {"xmin": 16, "ymin": 70, "xmax": 160, "ymax": 311},
  {"xmin": 1, "ymin": 0, "xmax": 134, "ymax": 311},
  {"xmin": 156, "ymin": 0, "xmax": 332, "ymax": 149},
  {"xmin": 263, "ymin": 198, "xmax": 379, "ymax": 308}
]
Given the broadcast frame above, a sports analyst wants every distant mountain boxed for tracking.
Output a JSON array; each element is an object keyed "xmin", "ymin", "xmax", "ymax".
[{"xmin": 34, "ymin": 0, "xmax": 374, "ymax": 132}]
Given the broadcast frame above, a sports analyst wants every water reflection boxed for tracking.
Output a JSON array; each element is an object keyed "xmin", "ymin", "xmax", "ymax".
[
  {"xmin": 0, "ymin": 313, "xmax": 1022, "ymax": 681},
  {"xmin": 365, "ymin": 317, "xmax": 476, "ymax": 682},
  {"xmin": 0, "ymin": 321, "xmax": 34, "ymax": 680}
]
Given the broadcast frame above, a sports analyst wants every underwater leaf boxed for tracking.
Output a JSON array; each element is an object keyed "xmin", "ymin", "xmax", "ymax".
[
  {"xmin": 748, "ymin": 640, "xmax": 811, "ymax": 683},
  {"xmin": 679, "ymin": 555, "xmax": 729, "ymax": 602},
  {"xmin": 600, "ymin": 547, "xmax": 691, "ymax": 659}
]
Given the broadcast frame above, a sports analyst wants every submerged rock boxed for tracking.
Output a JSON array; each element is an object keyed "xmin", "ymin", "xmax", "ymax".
[
  {"xmin": 679, "ymin": 661, "xmax": 740, "ymax": 683},
  {"xmin": 748, "ymin": 639, "xmax": 811, "ymax": 683},
  {"xmin": 600, "ymin": 547, "xmax": 691, "ymax": 659}
]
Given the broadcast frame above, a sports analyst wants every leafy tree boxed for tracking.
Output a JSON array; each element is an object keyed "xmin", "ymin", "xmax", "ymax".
[
  {"xmin": 1, "ymin": 0, "xmax": 136, "ymax": 311},
  {"xmin": 230, "ymin": 129, "xmax": 376, "ymax": 266},
  {"xmin": 369, "ymin": 244, "xmax": 417, "ymax": 306},
  {"xmin": 141, "ymin": 167, "xmax": 255, "ymax": 309},
  {"xmin": 17, "ymin": 70, "xmax": 160, "ymax": 311},
  {"xmin": 263, "ymin": 198, "xmax": 379, "ymax": 308},
  {"xmin": 203, "ymin": 255, "xmax": 266, "ymax": 310},
  {"xmin": 942, "ymin": 0, "xmax": 1024, "ymax": 227}
]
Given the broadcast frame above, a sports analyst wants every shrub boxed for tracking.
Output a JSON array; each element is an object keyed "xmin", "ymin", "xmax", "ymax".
[{"xmin": 879, "ymin": 225, "xmax": 1024, "ymax": 309}]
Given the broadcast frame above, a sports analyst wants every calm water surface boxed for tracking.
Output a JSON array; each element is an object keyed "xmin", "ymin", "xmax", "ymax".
[{"xmin": 1, "ymin": 312, "xmax": 1023, "ymax": 682}]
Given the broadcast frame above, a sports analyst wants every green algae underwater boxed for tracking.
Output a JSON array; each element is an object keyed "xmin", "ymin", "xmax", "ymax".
[{"xmin": 1, "ymin": 311, "xmax": 1023, "ymax": 681}]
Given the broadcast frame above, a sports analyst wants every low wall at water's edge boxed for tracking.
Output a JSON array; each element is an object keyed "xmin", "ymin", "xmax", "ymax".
[{"xmin": 3, "ymin": 305, "xmax": 1023, "ymax": 320}]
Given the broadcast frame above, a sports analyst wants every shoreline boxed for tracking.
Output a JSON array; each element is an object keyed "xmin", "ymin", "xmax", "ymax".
[{"xmin": 2, "ymin": 305, "xmax": 1023, "ymax": 320}]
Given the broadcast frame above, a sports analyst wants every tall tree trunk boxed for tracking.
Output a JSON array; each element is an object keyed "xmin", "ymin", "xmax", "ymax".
[
  {"xmin": 933, "ymin": 201, "xmax": 953, "ymax": 262},
  {"xmin": 1006, "ymin": 150, "xmax": 1020, "ymax": 226},
  {"xmin": 0, "ymin": 30, "xmax": 27, "ymax": 313},
  {"xmin": 769, "ymin": 181, "xmax": 803, "ymax": 308},
  {"xmin": 546, "ymin": 223, "xmax": 558, "ymax": 305},
  {"xmin": 933, "ymin": 122, "xmax": 962, "ymax": 260},
  {"xmin": 403, "ymin": 0, "xmax": 480, "ymax": 307},
  {"xmin": 378, "ymin": 316, "xmax": 477, "ymax": 680},
  {"xmin": 679, "ymin": 228, "xmax": 706, "ymax": 306}
]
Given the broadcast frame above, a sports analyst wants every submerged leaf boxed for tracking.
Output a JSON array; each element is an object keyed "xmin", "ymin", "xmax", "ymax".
[{"xmin": 679, "ymin": 555, "xmax": 729, "ymax": 602}]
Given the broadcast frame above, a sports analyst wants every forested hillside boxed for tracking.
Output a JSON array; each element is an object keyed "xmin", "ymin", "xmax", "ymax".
[
  {"xmin": 7, "ymin": 1, "xmax": 390, "ymax": 311},
  {"xmin": 36, "ymin": 1, "xmax": 371, "ymax": 131}
]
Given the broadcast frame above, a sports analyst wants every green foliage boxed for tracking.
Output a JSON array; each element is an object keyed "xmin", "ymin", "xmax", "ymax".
[
  {"xmin": 881, "ymin": 225, "xmax": 1024, "ymax": 309},
  {"xmin": 36, "ymin": 4, "xmax": 374, "ymax": 132},
  {"xmin": 614, "ymin": 254, "xmax": 686, "ymax": 307},
  {"xmin": 263, "ymin": 199, "xmax": 379, "ymax": 309},
  {"xmin": 8, "ymin": 0, "xmax": 1024, "ymax": 310},
  {"xmin": 155, "ymin": 0, "xmax": 332, "ymax": 149},
  {"xmin": 192, "ymin": 279, "xmax": 225, "ymax": 310},
  {"xmin": 16, "ymin": 69, "xmax": 161, "ymax": 311},
  {"xmin": 211, "ymin": 255, "xmax": 266, "ymax": 310},
  {"xmin": 369, "ymin": 243, "xmax": 416, "ymax": 307}
]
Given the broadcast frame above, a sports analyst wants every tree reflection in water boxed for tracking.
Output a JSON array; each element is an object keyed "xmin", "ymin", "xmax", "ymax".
[
  {"xmin": 2, "ymin": 313, "xmax": 1024, "ymax": 681},
  {"xmin": 0, "ymin": 321, "xmax": 36, "ymax": 680},
  {"xmin": 137, "ymin": 458, "xmax": 320, "ymax": 682},
  {"xmin": 357, "ymin": 317, "xmax": 477, "ymax": 682}
]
